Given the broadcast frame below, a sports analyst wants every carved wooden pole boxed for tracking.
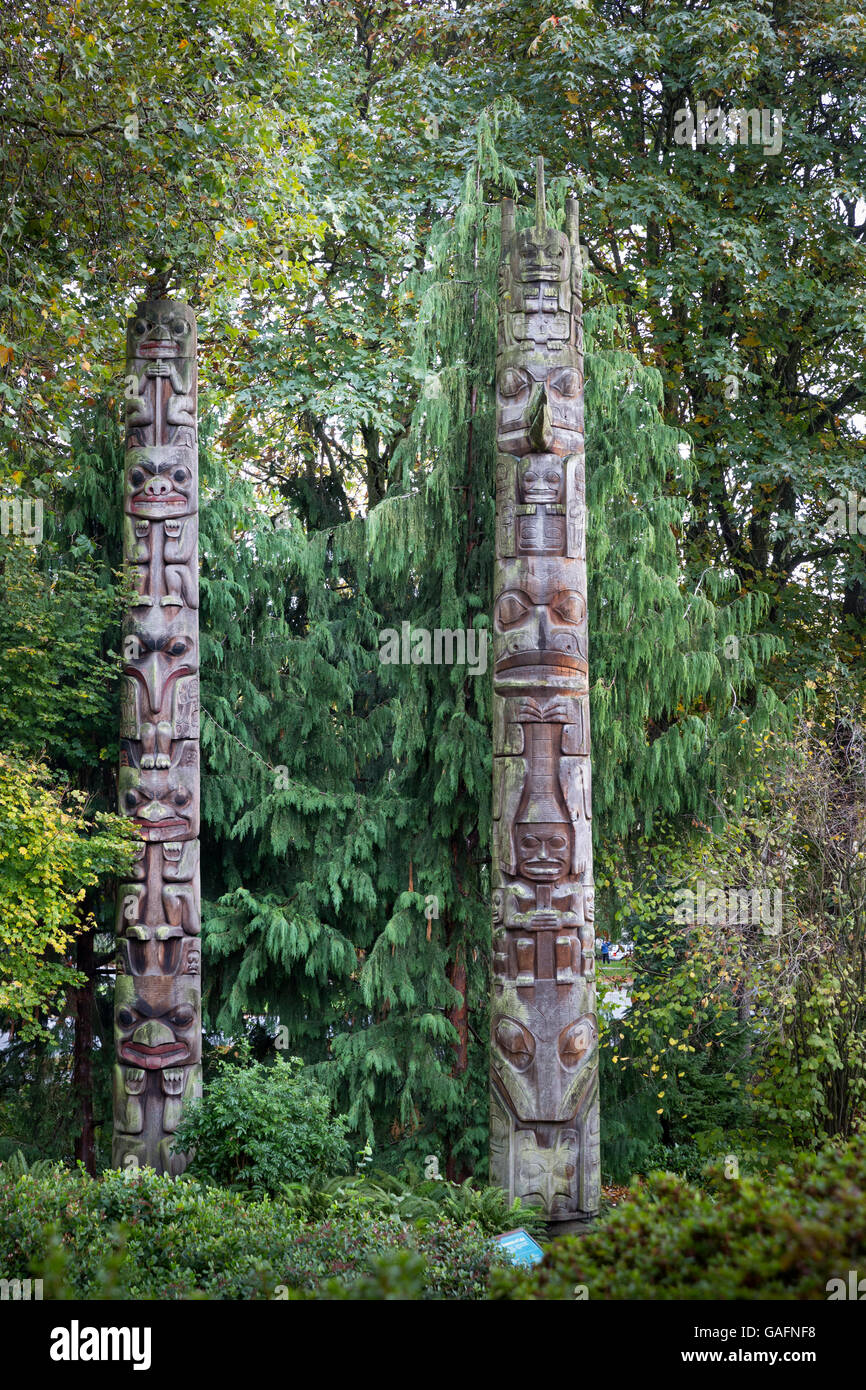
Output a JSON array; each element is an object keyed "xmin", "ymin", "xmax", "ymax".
[
  {"xmin": 113, "ymin": 300, "xmax": 202, "ymax": 1174},
  {"xmin": 490, "ymin": 160, "xmax": 599, "ymax": 1223}
]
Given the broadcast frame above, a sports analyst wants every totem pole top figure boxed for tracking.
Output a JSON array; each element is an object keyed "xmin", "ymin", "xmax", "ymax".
[
  {"xmin": 497, "ymin": 158, "xmax": 583, "ymax": 460},
  {"xmin": 125, "ymin": 299, "xmax": 198, "ymax": 459},
  {"xmin": 126, "ymin": 300, "xmax": 198, "ymax": 362}
]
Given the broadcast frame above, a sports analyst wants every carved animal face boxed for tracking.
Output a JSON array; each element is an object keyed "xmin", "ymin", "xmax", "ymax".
[
  {"xmin": 119, "ymin": 751, "xmax": 199, "ymax": 841},
  {"xmin": 127, "ymin": 302, "xmax": 196, "ymax": 360},
  {"xmin": 125, "ymin": 446, "xmax": 196, "ymax": 520},
  {"xmin": 123, "ymin": 608, "xmax": 198, "ymax": 717},
  {"xmin": 493, "ymin": 567, "xmax": 587, "ymax": 695},
  {"xmin": 492, "ymin": 998, "xmax": 597, "ymax": 1122},
  {"xmin": 115, "ymin": 974, "xmax": 201, "ymax": 1069},
  {"xmin": 514, "ymin": 1130, "xmax": 578, "ymax": 1214},
  {"xmin": 497, "ymin": 362, "xmax": 583, "ymax": 458}
]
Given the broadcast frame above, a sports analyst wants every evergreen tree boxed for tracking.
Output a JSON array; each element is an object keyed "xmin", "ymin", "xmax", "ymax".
[{"xmin": 197, "ymin": 114, "xmax": 789, "ymax": 1177}]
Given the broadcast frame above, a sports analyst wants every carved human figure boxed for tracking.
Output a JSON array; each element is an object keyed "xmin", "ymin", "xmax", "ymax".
[{"xmin": 125, "ymin": 302, "xmax": 197, "ymax": 450}]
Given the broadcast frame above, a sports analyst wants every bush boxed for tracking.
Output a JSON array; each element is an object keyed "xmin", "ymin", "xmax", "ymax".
[
  {"xmin": 303, "ymin": 1170, "xmax": 547, "ymax": 1238},
  {"xmin": 0, "ymin": 1165, "xmax": 505, "ymax": 1299},
  {"xmin": 491, "ymin": 1133, "xmax": 866, "ymax": 1300},
  {"xmin": 172, "ymin": 1055, "xmax": 351, "ymax": 1193}
]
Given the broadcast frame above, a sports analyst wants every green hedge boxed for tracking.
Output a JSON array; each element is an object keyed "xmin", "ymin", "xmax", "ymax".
[
  {"xmin": 0, "ymin": 1165, "xmax": 504, "ymax": 1299},
  {"xmin": 492, "ymin": 1134, "xmax": 866, "ymax": 1300}
]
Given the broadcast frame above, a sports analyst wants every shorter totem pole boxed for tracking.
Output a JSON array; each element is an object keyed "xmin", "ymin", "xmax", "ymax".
[
  {"xmin": 490, "ymin": 161, "xmax": 599, "ymax": 1222},
  {"xmin": 113, "ymin": 300, "xmax": 202, "ymax": 1174}
]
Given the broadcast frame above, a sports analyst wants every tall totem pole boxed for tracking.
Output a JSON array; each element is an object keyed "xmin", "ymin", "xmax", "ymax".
[
  {"xmin": 490, "ymin": 161, "xmax": 599, "ymax": 1223},
  {"xmin": 113, "ymin": 299, "xmax": 202, "ymax": 1174}
]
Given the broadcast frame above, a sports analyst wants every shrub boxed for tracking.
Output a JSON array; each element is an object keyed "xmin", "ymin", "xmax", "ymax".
[
  {"xmin": 172, "ymin": 1055, "xmax": 351, "ymax": 1193},
  {"xmin": 491, "ymin": 1133, "xmax": 866, "ymax": 1300},
  {"xmin": 0, "ymin": 1165, "xmax": 504, "ymax": 1300},
  {"xmin": 307, "ymin": 1170, "xmax": 547, "ymax": 1237}
]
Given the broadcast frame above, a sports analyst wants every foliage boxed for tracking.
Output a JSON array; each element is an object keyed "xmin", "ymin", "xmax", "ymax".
[
  {"xmin": 599, "ymin": 709, "xmax": 866, "ymax": 1166},
  {"xmin": 0, "ymin": 748, "xmax": 135, "ymax": 1037},
  {"xmin": 0, "ymin": 1148, "xmax": 61, "ymax": 1179},
  {"xmin": 171, "ymin": 1055, "xmax": 351, "ymax": 1193},
  {"xmin": 492, "ymin": 1132, "xmax": 866, "ymax": 1300},
  {"xmin": 0, "ymin": 531, "xmax": 126, "ymax": 764},
  {"xmin": 281, "ymin": 1168, "xmax": 547, "ymax": 1239},
  {"xmin": 0, "ymin": 1164, "xmax": 503, "ymax": 1300},
  {"xmin": 0, "ymin": 0, "xmax": 318, "ymax": 455}
]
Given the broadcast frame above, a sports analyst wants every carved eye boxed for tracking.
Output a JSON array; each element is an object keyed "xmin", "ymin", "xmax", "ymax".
[
  {"xmin": 559, "ymin": 1019, "xmax": 595, "ymax": 1068},
  {"xmin": 549, "ymin": 367, "xmax": 581, "ymax": 398},
  {"xmin": 172, "ymin": 790, "xmax": 191, "ymax": 808},
  {"xmin": 172, "ymin": 468, "xmax": 188, "ymax": 484},
  {"xmin": 130, "ymin": 469, "xmax": 146, "ymax": 487},
  {"xmin": 499, "ymin": 367, "xmax": 530, "ymax": 398},
  {"xmin": 134, "ymin": 318, "xmax": 150, "ymax": 336},
  {"xmin": 550, "ymin": 592, "xmax": 584, "ymax": 625},
  {"xmin": 165, "ymin": 639, "xmax": 190, "ymax": 658},
  {"xmin": 170, "ymin": 318, "xmax": 188, "ymax": 337},
  {"xmin": 495, "ymin": 1018, "xmax": 535, "ymax": 1070},
  {"xmin": 545, "ymin": 470, "xmax": 560, "ymax": 485},
  {"xmin": 496, "ymin": 592, "xmax": 530, "ymax": 627},
  {"xmin": 170, "ymin": 1006, "xmax": 195, "ymax": 1028},
  {"xmin": 117, "ymin": 1008, "xmax": 135, "ymax": 1029},
  {"xmin": 124, "ymin": 791, "xmax": 138, "ymax": 809},
  {"xmin": 524, "ymin": 470, "xmax": 537, "ymax": 486}
]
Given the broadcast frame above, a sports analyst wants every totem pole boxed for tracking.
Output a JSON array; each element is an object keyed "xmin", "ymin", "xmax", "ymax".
[
  {"xmin": 113, "ymin": 300, "xmax": 202, "ymax": 1174},
  {"xmin": 490, "ymin": 160, "xmax": 599, "ymax": 1222}
]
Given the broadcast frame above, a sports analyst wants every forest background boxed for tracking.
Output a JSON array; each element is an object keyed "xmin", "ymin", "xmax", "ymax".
[{"xmin": 1, "ymin": 0, "xmax": 864, "ymax": 1188}]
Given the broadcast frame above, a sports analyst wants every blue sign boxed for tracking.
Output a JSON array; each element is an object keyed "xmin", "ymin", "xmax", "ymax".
[{"xmin": 496, "ymin": 1228, "xmax": 545, "ymax": 1267}]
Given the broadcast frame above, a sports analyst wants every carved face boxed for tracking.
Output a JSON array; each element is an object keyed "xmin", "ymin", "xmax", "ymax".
[
  {"xmin": 115, "ymin": 974, "xmax": 201, "ymax": 1069},
  {"xmin": 497, "ymin": 362, "xmax": 583, "ymax": 457},
  {"xmin": 514, "ymin": 821, "xmax": 572, "ymax": 883},
  {"xmin": 127, "ymin": 302, "xmax": 196, "ymax": 360},
  {"xmin": 514, "ymin": 1130, "xmax": 577, "ymax": 1214},
  {"xmin": 492, "ymin": 995, "xmax": 597, "ymax": 1121},
  {"xmin": 125, "ymin": 447, "xmax": 197, "ymax": 520},
  {"xmin": 510, "ymin": 226, "xmax": 571, "ymax": 286},
  {"xmin": 123, "ymin": 608, "xmax": 198, "ymax": 718},
  {"xmin": 518, "ymin": 455, "xmax": 564, "ymax": 504},
  {"xmin": 119, "ymin": 751, "xmax": 199, "ymax": 841},
  {"xmin": 493, "ymin": 569, "xmax": 587, "ymax": 694}
]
